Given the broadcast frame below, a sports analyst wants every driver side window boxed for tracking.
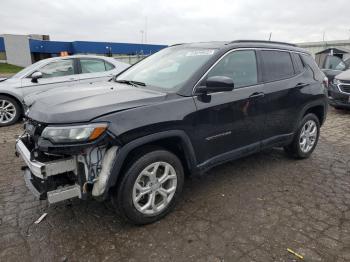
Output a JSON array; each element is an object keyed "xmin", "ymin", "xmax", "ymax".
[
  {"xmin": 39, "ymin": 59, "xmax": 75, "ymax": 78},
  {"xmin": 207, "ymin": 50, "xmax": 258, "ymax": 88}
]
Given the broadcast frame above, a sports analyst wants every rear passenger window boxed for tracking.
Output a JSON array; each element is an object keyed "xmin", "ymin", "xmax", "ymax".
[
  {"xmin": 80, "ymin": 59, "xmax": 106, "ymax": 73},
  {"xmin": 261, "ymin": 51, "xmax": 295, "ymax": 82},
  {"xmin": 207, "ymin": 50, "xmax": 258, "ymax": 88}
]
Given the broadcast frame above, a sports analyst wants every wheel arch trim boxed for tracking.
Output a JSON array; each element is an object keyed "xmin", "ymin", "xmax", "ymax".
[
  {"xmin": 0, "ymin": 92, "xmax": 24, "ymax": 112},
  {"xmin": 298, "ymin": 99, "xmax": 327, "ymax": 127},
  {"xmin": 103, "ymin": 130, "xmax": 197, "ymax": 199}
]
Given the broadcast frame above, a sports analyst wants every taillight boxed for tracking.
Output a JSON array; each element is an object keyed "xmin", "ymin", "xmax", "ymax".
[{"xmin": 323, "ymin": 77, "xmax": 329, "ymax": 89}]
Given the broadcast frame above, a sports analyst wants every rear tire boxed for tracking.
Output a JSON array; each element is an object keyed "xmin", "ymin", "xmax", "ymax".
[
  {"xmin": 0, "ymin": 95, "xmax": 21, "ymax": 127},
  {"xmin": 112, "ymin": 149, "xmax": 184, "ymax": 225},
  {"xmin": 284, "ymin": 113, "xmax": 320, "ymax": 159}
]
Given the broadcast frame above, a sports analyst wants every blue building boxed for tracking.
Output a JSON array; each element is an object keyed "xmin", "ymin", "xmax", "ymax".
[{"xmin": 0, "ymin": 34, "xmax": 167, "ymax": 67}]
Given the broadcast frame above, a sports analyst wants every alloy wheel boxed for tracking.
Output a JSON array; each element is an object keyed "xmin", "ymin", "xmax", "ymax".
[
  {"xmin": 0, "ymin": 99, "xmax": 16, "ymax": 124},
  {"xmin": 299, "ymin": 120, "xmax": 318, "ymax": 153},
  {"xmin": 132, "ymin": 161, "xmax": 177, "ymax": 215}
]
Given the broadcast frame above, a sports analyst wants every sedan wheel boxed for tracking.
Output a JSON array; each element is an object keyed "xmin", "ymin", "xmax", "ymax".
[{"xmin": 0, "ymin": 98, "xmax": 17, "ymax": 125}]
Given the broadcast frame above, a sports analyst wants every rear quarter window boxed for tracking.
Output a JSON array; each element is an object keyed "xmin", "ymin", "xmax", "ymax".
[
  {"xmin": 301, "ymin": 54, "xmax": 324, "ymax": 81},
  {"xmin": 261, "ymin": 50, "xmax": 295, "ymax": 82},
  {"xmin": 292, "ymin": 53, "xmax": 304, "ymax": 74},
  {"xmin": 105, "ymin": 61, "xmax": 115, "ymax": 71}
]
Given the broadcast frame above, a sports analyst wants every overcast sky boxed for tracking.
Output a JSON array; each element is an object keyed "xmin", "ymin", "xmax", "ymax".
[{"xmin": 1, "ymin": 0, "xmax": 350, "ymax": 45}]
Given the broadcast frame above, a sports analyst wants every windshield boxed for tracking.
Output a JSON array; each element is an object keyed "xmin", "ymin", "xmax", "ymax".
[
  {"xmin": 11, "ymin": 60, "xmax": 46, "ymax": 79},
  {"xmin": 116, "ymin": 46, "xmax": 217, "ymax": 91}
]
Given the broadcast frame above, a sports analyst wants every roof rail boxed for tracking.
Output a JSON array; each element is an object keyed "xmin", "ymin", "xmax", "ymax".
[{"xmin": 229, "ymin": 40, "xmax": 297, "ymax": 47}]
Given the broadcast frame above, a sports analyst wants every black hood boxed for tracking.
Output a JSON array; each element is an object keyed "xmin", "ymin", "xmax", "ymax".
[{"xmin": 27, "ymin": 82, "xmax": 167, "ymax": 124}]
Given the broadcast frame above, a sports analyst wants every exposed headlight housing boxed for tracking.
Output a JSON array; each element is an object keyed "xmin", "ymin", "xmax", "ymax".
[
  {"xmin": 332, "ymin": 78, "xmax": 341, "ymax": 85},
  {"xmin": 41, "ymin": 123, "xmax": 108, "ymax": 143}
]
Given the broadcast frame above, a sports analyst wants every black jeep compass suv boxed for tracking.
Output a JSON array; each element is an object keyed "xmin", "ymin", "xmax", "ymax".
[{"xmin": 16, "ymin": 40, "xmax": 328, "ymax": 225}]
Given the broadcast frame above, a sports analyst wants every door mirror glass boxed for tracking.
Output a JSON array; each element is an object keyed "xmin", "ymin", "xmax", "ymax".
[
  {"xmin": 31, "ymin": 71, "xmax": 43, "ymax": 83},
  {"xmin": 198, "ymin": 76, "xmax": 234, "ymax": 93}
]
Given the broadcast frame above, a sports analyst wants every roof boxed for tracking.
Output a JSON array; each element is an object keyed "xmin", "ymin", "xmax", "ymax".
[
  {"xmin": 33, "ymin": 55, "xmax": 129, "ymax": 66},
  {"xmin": 171, "ymin": 40, "xmax": 309, "ymax": 54}
]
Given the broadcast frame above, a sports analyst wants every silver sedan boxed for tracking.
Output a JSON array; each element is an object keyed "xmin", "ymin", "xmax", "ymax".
[{"xmin": 0, "ymin": 55, "xmax": 129, "ymax": 126}]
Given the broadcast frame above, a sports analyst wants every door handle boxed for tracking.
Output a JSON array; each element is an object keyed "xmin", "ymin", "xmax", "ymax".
[
  {"xmin": 249, "ymin": 92, "xmax": 265, "ymax": 99},
  {"xmin": 295, "ymin": 83, "xmax": 309, "ymax": 88}
]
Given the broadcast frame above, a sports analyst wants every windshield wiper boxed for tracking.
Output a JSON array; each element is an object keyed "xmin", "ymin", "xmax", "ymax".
[{"xmin": 115, "ymin": 79, "xmax": 146, "ymax": 87}]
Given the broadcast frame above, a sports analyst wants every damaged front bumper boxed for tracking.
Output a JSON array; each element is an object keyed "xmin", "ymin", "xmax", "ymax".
[{"xmin": 15, "ymin": 135, "xmax": 118, "ymax": 204}]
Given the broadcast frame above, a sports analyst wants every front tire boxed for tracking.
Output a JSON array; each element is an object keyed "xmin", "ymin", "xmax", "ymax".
[
  {"xmin": 112, "ymin": 149, "xmax": 184, "ymax": 225},
  {"xmin": 0, "ymin": 95, "xmax": 21, "ymax": 127},
  {"xmin": 284, "ymin": 113, "xmax": 320, "ymax": 159}
]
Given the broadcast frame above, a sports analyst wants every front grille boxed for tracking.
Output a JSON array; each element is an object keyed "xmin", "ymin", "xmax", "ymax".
[
  {"xmin": 339, "ymin": 84, "xmax": 350, "ymax": 94},
  {"xmin": 339, "ymin": 79, "xmax": 350, "ymax": 84}
]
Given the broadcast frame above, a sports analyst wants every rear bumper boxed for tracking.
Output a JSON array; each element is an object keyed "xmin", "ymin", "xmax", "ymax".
[{"xmin": 16, "ymin": 137, "xmax": 82, "ymax": 204}]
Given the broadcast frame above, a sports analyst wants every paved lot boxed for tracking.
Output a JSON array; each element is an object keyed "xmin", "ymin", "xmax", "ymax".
[{"xmin": 1, "ymin": 108, "xmax": 350, "ymax": 262}]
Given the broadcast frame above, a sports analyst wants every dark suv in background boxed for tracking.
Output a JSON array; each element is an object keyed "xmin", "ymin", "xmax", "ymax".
[
  {"xmin": 16, "ymin": 40, "xmax": 328, "ymax": 225},
  {"xmin": 328, "ymin": 68, "xmax": 350, "ymax": 109}
]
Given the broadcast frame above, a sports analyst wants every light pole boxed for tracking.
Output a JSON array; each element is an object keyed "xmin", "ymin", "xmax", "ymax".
[
  {"xmin": 105, "ymin": 46, "xmax": 112, "ymax": 57},
  {"xmin": 140, "ymin": 30, "xmax": 144, "ymax": 44}
]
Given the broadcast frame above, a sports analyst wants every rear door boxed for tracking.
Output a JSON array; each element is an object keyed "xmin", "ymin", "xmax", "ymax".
[
  {"xmin": 77, "ymin": 58, "xmax": 115, "ymax": 84},
  {"xmin": 192, "ymin": 49, "xmax": 267, "ymax": 165},
  {"xmin": 259, "ymin": 50, "xmax": 309, "ymax": 146},
  {"xmin": 20, "ymin": 58, "xmax": 79, "ymax": 96}
]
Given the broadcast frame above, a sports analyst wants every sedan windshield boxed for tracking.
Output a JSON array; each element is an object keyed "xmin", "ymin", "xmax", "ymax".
[{"xmin": 116, "ymin": 47, "xmax": 217, "ymax": 91}]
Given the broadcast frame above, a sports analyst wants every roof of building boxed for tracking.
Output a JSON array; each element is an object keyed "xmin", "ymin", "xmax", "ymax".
[
  {"xmin": 297, "ymin": 40, "xmax": 350, "ymax": 48},
  {"xmin": 315, "ymin": 47, "xmax": 350, "ymax": 55}
]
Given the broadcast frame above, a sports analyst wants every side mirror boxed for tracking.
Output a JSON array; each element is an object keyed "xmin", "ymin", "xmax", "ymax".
[
  {"xmin": 31, "ymin": 71, "xmax": 43, "ymax": 83},
  {"xmin": 197, "ymin": 76, "xmax": 234, "ymax": 94}
]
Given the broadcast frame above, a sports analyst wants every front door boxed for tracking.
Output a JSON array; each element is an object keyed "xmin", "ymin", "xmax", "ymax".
[
  {"xmin": 20, "ymin": 58, "xmax": 79, "ymax": 97},
  {"xmin": 192, "ymin": 50, "xmax": 266, "ymax": 166}
]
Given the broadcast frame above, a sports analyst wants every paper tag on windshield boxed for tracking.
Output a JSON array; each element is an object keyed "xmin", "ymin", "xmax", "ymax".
[{"xmin": 185, "ymin": 50, "xmax": 215, "ymax": 56}]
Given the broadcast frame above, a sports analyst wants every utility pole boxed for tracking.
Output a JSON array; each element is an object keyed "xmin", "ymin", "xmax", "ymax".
[{"xmin": 140, "ymin": 30, "xmax": 144, "ymax": 44}]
